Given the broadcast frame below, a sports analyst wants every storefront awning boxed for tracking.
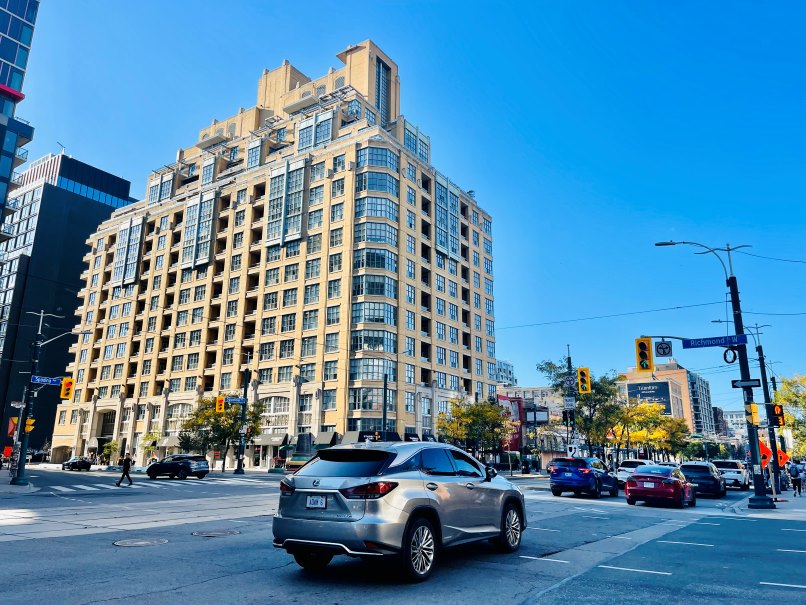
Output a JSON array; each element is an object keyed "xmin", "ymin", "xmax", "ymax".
[
  {"xmin": 253, "ymin": 433, "xmax": 287, "ymax": 446},
  {"xmin": 279, "ymin": 444, "xmax": 295, "ymax": 452},
  {"xmin": 341, "ymin": 431, "xmax": 361, "ymax": 444},
  {"xmin": 314, "ymin": 431, "xmax": 338, "ymax": 446},
  {"xmin": 404, "ymin": 433, "xmax": 421, "ymax": 442},
  {"xmin": 157, "ymin": 436, "xmax": 180, "ymax": 448},
  {"xmin": 86, "ymin": 437, "xmax": 99, "ymax": 450}
]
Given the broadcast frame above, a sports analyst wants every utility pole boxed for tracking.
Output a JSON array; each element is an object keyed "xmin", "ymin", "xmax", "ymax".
[
  {"xmin": 752, "ymin": 330, "xmax": 781, "ymax": 494},
  {"xmin": 382, "ymin": 373, "xmax": 388, "ymax": 441},
  {"xmin": 234, "ymin": 365, "xmax": 251, "ymax": 475},
  {"xmin": 565, "ymin": 345, "xmax": 575, "ymax": 455}
]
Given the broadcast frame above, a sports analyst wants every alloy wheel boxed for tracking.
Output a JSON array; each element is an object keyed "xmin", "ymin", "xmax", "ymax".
[
  {"xmin": 410, "ymin": 525, "xmax": 435, "ymax": 575},
  {"xmin": 505, "ymin": 508, "xmax": 521, "ymax": 548}
]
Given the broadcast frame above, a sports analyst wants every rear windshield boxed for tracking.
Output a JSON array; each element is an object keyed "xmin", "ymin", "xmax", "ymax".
[
  {"xmin": 712, "ymin": 461, "xmax": 740, "ymax": 469},
  {"xmin": 295, "ymin": 449, "xmax": 393, "ymax": 477},
  {"xmin": 632, "ymin": 466, "xmax": 672, "ymax": 476},
  {"xmin": 621, "ymin": 461, "xmax": 648, "ymax": 469},
  {"xmin": 550, "ymin": 458, "xmax": 587, "ymax": 468},
  {"xmin": 681, "ymin": 465, "xmax": 712, "ymax": 475}
]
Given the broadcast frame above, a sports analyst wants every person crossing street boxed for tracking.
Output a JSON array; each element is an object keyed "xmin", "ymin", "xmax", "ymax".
[
  {"xmin": 789, "ymin": 459, "xmax": 802, "ymax": 497},
  {"xmin": 116, "ymin": 453, "xmax": 133, "ymax": 487}
]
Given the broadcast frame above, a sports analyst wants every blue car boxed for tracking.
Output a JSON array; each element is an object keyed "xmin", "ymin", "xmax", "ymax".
[{"xmin": 549, "ymin": 457, "xmax": 619, "ymax": 498}]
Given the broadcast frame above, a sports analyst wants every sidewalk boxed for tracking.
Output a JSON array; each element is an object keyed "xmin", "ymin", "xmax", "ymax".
[
  {"xmin": 0, "ymin": 468, "xmax": 39, "ymax": 496},
  {"xmin": 732, "ymin": 485, "xmax": 806, "ymax": 519},
  {"xmin": 498, "ymin": 471, "xmax": 550, "ymax": 489}
]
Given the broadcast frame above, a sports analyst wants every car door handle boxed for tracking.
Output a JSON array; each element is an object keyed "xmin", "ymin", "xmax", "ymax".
[
  {"xmin": 465, "ymin": 483, "xmax": 475, "ymax": 489},
  {"xmin": 426, "ymin": 482, "xmax": 438, "ymax": 491}
]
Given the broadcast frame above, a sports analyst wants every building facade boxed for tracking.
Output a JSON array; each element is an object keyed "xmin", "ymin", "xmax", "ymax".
[
  {"xmin": 621, "ymin": 360, "xmax": 713, "ymax": 434},
  {"xmin": 712, "ymin": 406, "xmax": 728, "ymax": 436},
  {"xmin": 50, "ymin": 41, "xmax": 497, "ymax": 466},
  {"xmin": 723, "ymin": 410, "xmax": 747, "ymax": 440},
  {"xmin": 0, "ymin": 0, "xmax": 37, "ymax": 224},
  {"xmin": 496, "ymin": 359, "xmax": 516, "ymax": 386},
  {"xmin": 0, "ymin": 153, "xmax": 132, "ymax": 452}
]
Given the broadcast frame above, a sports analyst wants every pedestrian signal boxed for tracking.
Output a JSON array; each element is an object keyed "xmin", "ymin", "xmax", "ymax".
[
  {"xmin": 25, "ymin": 418, "xmax": 35, "ymax": 433},
  {"xmin": 766, "ymin": 403, "xmax": 785, "ymax": 427},
  {"xmin": 562, "ymin": 410, "xmax": 569, "ymax": 427},
  {"xmin": 215, "ymin": 396, "xmax": 225, "ymax": 413},
  {"xmin": 568, "ymin": 410, "xmax": 576, "ymax": 428},
  {"xmin": 635, "ymin": 338, "xmax": 653, "ymax": 373}
]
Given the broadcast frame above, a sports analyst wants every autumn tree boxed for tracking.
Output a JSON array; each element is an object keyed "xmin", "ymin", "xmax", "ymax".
[
  {"xmin": 773, "ymin": 375, "xmax": 806, "ymax": 457},
  {"xmin": 436, "ymin": 398, "xmax": 512, "ymax": 460}
]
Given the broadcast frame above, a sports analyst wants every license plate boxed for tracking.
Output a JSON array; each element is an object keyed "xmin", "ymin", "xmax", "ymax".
[
  {"xmin": 306, "ymin": 495, "xmax": 326, "ymax": 509},
  {"xmin": 564, "ymin": 472, "xmax": 572, "ymax": 477},
  {"xmin": 643, "ymin": 482, "xmax": 655, "ymax": 488}
]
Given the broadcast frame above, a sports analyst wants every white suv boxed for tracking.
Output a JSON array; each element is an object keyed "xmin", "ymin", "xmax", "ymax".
[
  {"xmin": 711, "ymin": 459, "xmax": 750, "ymax": 490},
  {"xmin": 616, "ymin": 459, "xmax": 653, "ymax": 487}
]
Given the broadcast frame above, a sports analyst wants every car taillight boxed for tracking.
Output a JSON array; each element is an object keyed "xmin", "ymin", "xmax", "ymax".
[
  {"xmin": 579, "ymin": 468, "xmax": 592, "ymax": 474},
  {"xmin": 339, "ymin": 481, "xmax": 398, "ymax": 500},
  {"xmin": 279, "ymin": 480, "xmax": 295, "ymax": 496},
  {"xmin": 547, "ymin": 465, "xmax": 555, "ymax": 473},
  {"xmin": 626, "ymin": 478, "xmax": 637, "ymax": 486},
  {"xmin": 662, "ymin": 479, "xmax": 675, "ymax": 486}
]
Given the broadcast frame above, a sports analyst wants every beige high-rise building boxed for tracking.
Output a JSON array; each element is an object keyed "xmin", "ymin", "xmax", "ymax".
[{"xmin": 50, "ymin": 40, "xmax": 497, "ymax": 467}]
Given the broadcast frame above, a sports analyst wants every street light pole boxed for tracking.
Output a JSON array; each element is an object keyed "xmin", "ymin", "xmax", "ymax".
[
  {"xmin": 234, "ymin": 365, "xmax": 251, "ymax": 475},
  {"xmin": 750, "ymin": 327, "xmax": 781, "ymax": 494},
  {"xmin": 656, "ymin": 241, "xmax": 774, "ymax": 509},
  {"xmin": 382, "ymin": 373, "xmax": 388, "ymax": 442}
]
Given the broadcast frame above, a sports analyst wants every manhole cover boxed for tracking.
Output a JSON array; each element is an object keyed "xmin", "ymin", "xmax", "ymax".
[
  {"xmin": 191, "ymin": 529, "xmax": 241, "ymax": 538},
  {"xmin": 113, "ymin": 538, "xmax": 168, "ymax": 547}
]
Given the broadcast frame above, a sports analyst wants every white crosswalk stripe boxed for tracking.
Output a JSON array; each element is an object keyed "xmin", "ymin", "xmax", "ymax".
[
  {"xmin": 43, "ymin": 477, "xmax": 279, "ymax": 494},
  {"xmin": 91, "ymin": 484, "xmax": 118, "ymax": 490},
  {"xmin": 50, "ymin": 486, "xmax": 75, "ymax": 492},
  {"xmin": 71, "ymin": 485, "xmax": 100, "ymax": 491}
]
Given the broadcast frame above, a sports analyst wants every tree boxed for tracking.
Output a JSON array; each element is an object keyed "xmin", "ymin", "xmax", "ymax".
[
  {"xmin": 656, "ymin": 417, "xmax": 690, "ymax": 459},
  {"xmin": 102, "ymin": 440, "xmax": 120, "ymax": 463},
  {"xmin": 436, "ymin": 398, "xmax": 511, "ymax": 461},
  {"xmin": 773, "ymin": 375, "xmax": 806, "ymax": 457},
  {"xmin": 140, "ymin": 432, "xmax": 162, "ymax": 460},
  {"xmin": 435, "ymin": 398, "xmax": 472, "ymax": 444},
  {"xmin": 181, "ymin": 396, "xmax": 263, "ymax": 471}
]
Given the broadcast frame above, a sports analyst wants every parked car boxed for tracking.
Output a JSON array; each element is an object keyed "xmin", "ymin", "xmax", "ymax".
[
  {"xmin": 657, "ymin": 461, "xmax": 680, "ymax": 468},
  {"xmin": 272, "ymin": 442, "xmax": 525, "ymax": 582},
  {"xmin": 711, "ymin": 459, "xmax": 750, "ymax": 490},
  {"xmin": 679, "ymin": 462, "xmax": 727, "ymax": 497},
  {"xmin": 146, "ymin": 454, "xmax": 209, "ymax": 480},
  {"xmin": 284, "ymin": 452, "xmax": 315, "ymax": 472},
  {"xmin": 549, "ymin": 457, "xmax": 619, "ymax": 498},
  {"xmin": 62, "ymin": 456, "xmax": 92, "ymax": 471},
  {"xmin": 625, "ymin": 465, "xmax": 696, "ymax": 508},
  {"xmin": 616, "ymin": 459, "xmax": 653, "ymax": 486}
]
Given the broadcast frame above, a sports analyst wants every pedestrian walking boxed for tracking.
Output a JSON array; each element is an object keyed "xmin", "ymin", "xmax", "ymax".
[
  {"xmin": 116, "ymin": 453, "xmax": 133, "ymax": 487},
  {"xmin": 790, "ymin": 459, "xmax": 802, "ymax": 497}
]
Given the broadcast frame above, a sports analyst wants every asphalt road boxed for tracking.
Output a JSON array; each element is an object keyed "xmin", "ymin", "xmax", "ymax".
[{"xmin": 1, "ymin": 469, "xmax": 804, "ymax": 604}]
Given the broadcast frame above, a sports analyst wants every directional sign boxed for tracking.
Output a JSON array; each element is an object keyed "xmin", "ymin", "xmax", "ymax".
[
  {"xmin": 655, "ymin": 341, "xmax": 673, "ymax": 357},
  {"xmin": 681, "ymin": 334, "xmax": 748, "ymax": 349},
  {"xmin": 777, "ymin": 449, "xmax": 790, "ymax": 467},
  {"xmin": 732, "ymin": 379, "xmax": 761, "ymax": 388},
  {"xmin": 225, "ymin": 397, "xmax": 247, "ymax": 404},
  {"xmin": 563, "ymin": 397, "xmax": 576, "ymax": 411},
  {"xmin": 30, "ymin": 375, "xmax": 62, "ymax": 386},
  {"xmin": 758, "ymin": 439, "xmax": 772, "ymax": 469}
]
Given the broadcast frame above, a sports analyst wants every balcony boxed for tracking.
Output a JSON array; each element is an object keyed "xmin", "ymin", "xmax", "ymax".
[
  {"xmin": 0, "ymin": 222, "xmax": 13, "ymax": 242},
  {"xmin": 7, "ymin": 171, "xmax": 23, "ymax": 191},
  {"xmin": 12, "ymin": 146, "xmax": 28, "ymax": 169},
  {"xmin": 2, "ymin": 197, "xmax": 18, "ymax": 217}
]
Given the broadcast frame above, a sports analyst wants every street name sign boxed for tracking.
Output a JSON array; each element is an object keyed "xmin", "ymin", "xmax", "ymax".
[
  {"xmin": 30, "ymin": 375, "xmax": 62, "ymax": 386},
  {"xmin": 681, "ymin": 334, "xmax": 747, "ymax": 349},
  {"xmin": 732, "ymin": 379, "xmax": 761, "ymax": 388},
  {"xmin": 225, "ymin": 397, "xmax": 247, "ymax": 404},
  {"xmin": 563, "ymin": 397, "xmax": 576, "ymax": 411}
]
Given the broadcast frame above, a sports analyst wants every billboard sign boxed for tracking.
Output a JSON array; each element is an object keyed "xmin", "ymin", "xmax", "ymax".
[{"xmin": 627, "ymin": 382, "xmax": 672, "ymax": 415}]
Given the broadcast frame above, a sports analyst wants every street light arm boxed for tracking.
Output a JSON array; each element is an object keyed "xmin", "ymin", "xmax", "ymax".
[
  {"xmin": 655, "ymin": 240, "xmax": 728, "ymax": 279},
  {"xmin": 39, "ymin": 330, "xmax": 90, "ymax": 348}
]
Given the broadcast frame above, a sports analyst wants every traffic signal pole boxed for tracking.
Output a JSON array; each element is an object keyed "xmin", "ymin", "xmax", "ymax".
[
  {"xmin": 234, "ymin": 366, "xmax": 251, "ymax": 475},
  {"xmin": 756, "ymin": 341, "xmax": 781, "ymax": 495},
  {"xmin": 11, "ymin": 313, "xmax": 45, "ymax": 486},
  {"xmin": 727, "ymin": 276, "xmax": 775, "ymax": 509}
]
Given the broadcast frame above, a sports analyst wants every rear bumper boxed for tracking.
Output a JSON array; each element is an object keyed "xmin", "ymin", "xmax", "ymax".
[
  {"xmin": 625, "ymin": 486, "xmax": 676, "ymax": 501},
  {"xmin": 691, "ymin": 482, "xmax": 723, "ymax": 494},
  {"xmin": 272, "ymin": 510, "xmax": 410, "ymax": 556},
  {"xmin": 550, "ymin": 478, "xmax": 595, "ymax": 491}
]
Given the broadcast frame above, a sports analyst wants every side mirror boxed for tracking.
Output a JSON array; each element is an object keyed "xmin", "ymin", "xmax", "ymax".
[{"xmin": 485, "ymin": 466, "xmax": 497, "ymax": 481}]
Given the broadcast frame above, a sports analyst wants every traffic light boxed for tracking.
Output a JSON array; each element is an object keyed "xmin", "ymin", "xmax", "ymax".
[
  {"xmin": 568, "ymin": 410, "xmax": 576, "ymax": 428},
  {"xmin": 562, "ymin": 410, "xmax": 569, "ymax": 426},
  {"xmin": 215, "ymin": 395, "xmax": 225, "ymax": 413},
  {"xmin": 60, "ymin": 377, "xmax": 74, "ymax": 400},
  {"xmin": 25, "ymin": 418, "xmax": 35, "ymax": 433},
  {"xmin": 767, "ymin": 403, "xmax": 785, "ymax": 427},
  {"xmin": 744, "ymin": 402, "xmax": 760, "ymax": 426},
  {"xmin": 577, "ymin": 368, "xmax": 591, "ymax": 394},
  {"xmin": 635, "ymin": 337, "xmax": 653, "ymax": 373}
]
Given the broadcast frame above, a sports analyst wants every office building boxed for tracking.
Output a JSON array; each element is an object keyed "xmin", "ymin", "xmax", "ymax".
[
  {"xmin": 712, "ymin": 406, "xmax": 728, "ymax": 436},
  {"xmin": 496, "ymin": 359, "xmax": 516, "ymax": 386},
  {"xmin": 50, "ymin": 41, "xmax": 496, "ymax": 466},
  {"xmin": 0, "ymin": 153, "xmax": 133, "ymax": 452}
]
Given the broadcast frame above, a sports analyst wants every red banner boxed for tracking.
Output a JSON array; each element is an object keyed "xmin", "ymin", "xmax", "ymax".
[
  {"xmin": 7, "ymin": 417, "xmax": 18, "ymax": 438},
  {"xmin": 2, "ymin": 446, "xmax": 11, "ymax": 457}
]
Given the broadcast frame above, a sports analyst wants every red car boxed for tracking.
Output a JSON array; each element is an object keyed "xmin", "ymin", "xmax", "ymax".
[{"xmin": 625, "ymin": 465, "xmax": 696, "ymax": 508}]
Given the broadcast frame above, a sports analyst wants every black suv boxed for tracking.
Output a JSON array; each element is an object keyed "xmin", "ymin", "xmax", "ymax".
[{"xmin": 147, "ymin": 454, "xmax": 209, "ymax": 480}]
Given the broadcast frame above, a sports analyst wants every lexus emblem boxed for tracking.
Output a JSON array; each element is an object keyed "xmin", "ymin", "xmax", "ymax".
[{"xmin": 312, "ymin": 479, "xmax": 320, "ymax": 487}]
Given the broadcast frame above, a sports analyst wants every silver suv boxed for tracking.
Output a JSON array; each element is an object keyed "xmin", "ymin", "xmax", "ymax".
[{"xmin": 272, "ymin": 441, "xmax": 525, "ymax": 581}]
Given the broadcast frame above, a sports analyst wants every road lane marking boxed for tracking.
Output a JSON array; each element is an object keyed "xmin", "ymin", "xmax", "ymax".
[
  {"xmin": 778, "ymin": 549, "xmax": 806, "ymax": 553},
  {"xmin": 611, "ymin": 536, "xmax": 632, "ymax": 540},
  {"xmin": 527, "ymin": 527, "xmax": 560, "ymax": 532},
  {"xmin": 50, "ymin": 486, "xmax": 75, "ymax": 492},
  {"xmin": 760, "ymin": 582, "xmax": 806, "ymax": 590},
  {"xmin": 782, "ymin": 529, "xmax": 806, "ymax": 532},
  {"xmin": 657, "ymin": 540, "xmax": 714, "ymax": 547},
  {"xmin": 91, "ymin": 484, "xmax": 118, "ymax": 490},
  {"xmin": 598, "ymin": 565, "xmax": 671, "ymax": 576},
  {"xmin": 582, "ymin": 515, "xmax": 608, "ymax": 520},
  {"xmin": 71, "ymin": 485, "xmax": 100, "ymax": 491},
  {"xmin": 520, "ymin": 556, "xmax": 570, "ymax": 563}
]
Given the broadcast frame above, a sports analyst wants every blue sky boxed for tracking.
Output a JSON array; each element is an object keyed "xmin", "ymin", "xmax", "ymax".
[{"xmin": 20, "ymin": 2, "xmax": 805, "ymax": 411}]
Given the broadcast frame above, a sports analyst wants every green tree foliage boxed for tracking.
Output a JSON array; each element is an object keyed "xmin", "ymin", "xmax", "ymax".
[
  {"xmin": 773, "ymin": 375, "xmax": 806, "ymax": 457},
  {"xmin": 140, "ymin": 432, "xmax": 162, "ymax": 460},
  {"xmin": 181, "ymin": 396, "xmax": 262, "ymax": 471},
  {"xmin": 102, "ymin": 440, "xmax": 120, "ymax": 463},
  {"xmin": 436, "ymin": 398, "xmax": 512, "ymax": 458}
]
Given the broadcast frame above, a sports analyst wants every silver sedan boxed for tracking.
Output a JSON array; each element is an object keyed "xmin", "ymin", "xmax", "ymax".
[{"xmin": 272, "ymin": 441, "xmax": 526, "ymax": 581}]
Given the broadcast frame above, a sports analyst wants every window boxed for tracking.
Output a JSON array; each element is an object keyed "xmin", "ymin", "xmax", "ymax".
[
  {"xmin": 328, "ymin": 279, "xmax": 341, "ymax": 299},
  {"xmin": 230, "ymin": 254, "xmax": 242, "ymax": 271},
  {"xmin": 309, "ymin": 184, "xmax": 324, "ymax": 207},
  {"xmin": 406, "ymin": 310, "xmax": 415, "ymax": 330},
  {"xmin": 282, "ymin": 288, "xmax": 297, "ymax": 307},
  {"xmin": 307, "ymin": 233, "xmax": 322, "ymax": 254},
  {"xmin": 331, "ymin": 178, "xmax": 344, "ymax": 197},
  {"xmin": 259, "ymin": 342, "xmax": 275, "ymax": 361},
  {"xmin": 302, "ymin": 309, "xmax": 318, "ymax": 330},
  {"xmin": 331, "ymin": 203, "xmax": 344, "ymax": 222},
  {"xmin": 247, "ymin": 144, "xmax": 261, "ymax": 169},
  {"xmin": 281, "ymin": 313, "xmax": 296, "ymax": 332},
  {"xmin": 329, "ymin": 253, "xmax": 342, "ymax": 272},
  {"xmin": 355, "ymin": 172, "xmax": 399, "ymax": 197},
  {"xmin": 308, "ymin": 210, "xmax": 323, "ymax": 229},
  {"xmin": 351, "ymin": 302, "xmax": 397, "ymax": 326},
  {"xmin": 300, "ymin": 364, "xmax": 316, "ymax": 383},
  {"xmin": 404, "ymin": 336, "xmax": 415, "ymax": 356},
  {"xmin": 194, "ymin": 285, "xmax": 206, "ymax": 301},
  {"xmin": 174, "ymin": 332, "xmax": 186, "ymax": 348},
  {"xmin": 322, "ymin": 389, "xmax": 337, "ymax": 410},
  {"xmin": 223, "ymin": 348, "xmax": 234, "ymax": 365},
  {"xmin": 301, "ymin": 336, "xmax": 317, "ymax": 356},
  {"xmin": 326, "ymin": 306, "xmax": 340, "ymax": 325},
  {"xmin": 284, "ymin": 264, "xmax": 299, "ymax": 282},
  {"xmin": 263, "ymin": 292, "xmax": 278, "ymax": 310},
  {"xmin": 356, "ymin": 147, "xmax": 399, "ymax": 171},
  {"xmin": 172, "ymin": 355, "xmax": 184, "ymax": 371},
  {"xmin": 325, "ymin": 333, "xmax": 338, "ymax": 353},
  {"xmin": 220, "ymin": 373, "xmax": 232, "ymax": 389},
  {"xmin": 406, "ymin": 234, "xmax": 415, "ymax": 254},
  {"xmin": 324, "ymin": 360, "xmax": 338, "ymax": 380},
  {"xmin": 279, "ymin": 339, "xmax": 295, "ymax": 359},
  {"xmin": 304, "ymin": 259, "xmax": 321, "ymax": 280},
  {"xmin": 265, "ymin": 267, "xmax": 279, "ymax": 285},
  {"xmin": 304, "ymin": 284, "xmax": 320, "ymax": 304},
  {"xmin": 421, "ymin": 448, "xmax": 456, "ymax": 476},
  {"xmin": 261, "ymin": 317, "xmax": 276, "ymax": 335},
  {"xmin": 407, "ymin": 163, "xmax": 416, "ymax": 181},
  {"xmin": 405, "ymin": 364, "xmax": 414, "ymax": 384},
  {"xmin": 405, "ymin": 392, "xmax": 415, "ymax": 413},
  {"xmin": 228, "ymin": 277, "xmax": 240, "ymax": 294},
  {"xmin": 224, "ymin": 324, "xmax": 236, "ymax": 341},
  {"xmin": 354, "ymin": 222, "xmax": 398, "ymax": 247},
  {"xmin": 311, "ymin": 162, "xmax": 325, "ymax": 182},
  {"xmin": 192, "ymin": 307, "xmax": 204, "ymax": 323},
  {"xmin": 329, "ymin": 228, "xmax": 343, "ymax": 247},
  {"xmin": 202, "ymin": 163, "xmax": 214, "ymax": 185},
  {"xmin": 188, "ymin": 353, "xmax": 199, "ymax": 370}
]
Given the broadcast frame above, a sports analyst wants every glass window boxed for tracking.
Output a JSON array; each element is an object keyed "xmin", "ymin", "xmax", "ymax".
[{"xmin": 421, "ymin": 448, "xmax": 456, "ymax": 476}]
